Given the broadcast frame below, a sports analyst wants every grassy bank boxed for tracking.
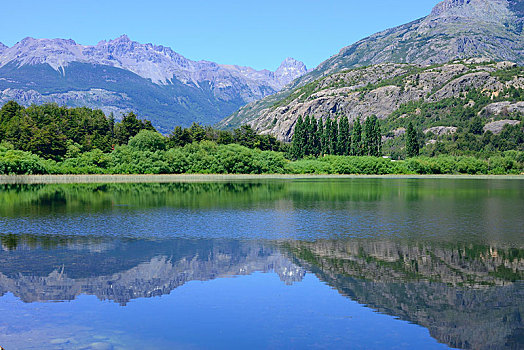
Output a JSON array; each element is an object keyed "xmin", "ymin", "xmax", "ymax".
[
  {"xmin": 1, "ymin": 174, "xmax": 523, "ymax": 185},
  {"xmin": 1, "ymin": 141, "xmax": 523, "ymax": 177}
]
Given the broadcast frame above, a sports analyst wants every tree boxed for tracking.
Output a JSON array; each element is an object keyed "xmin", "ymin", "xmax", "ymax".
[
  {"xmin": 189, "ymin": 122, "xmax": 206, "ymax": 142},
  {"xmin": 363, "ymin": 115, "xmax": 381, "ymax": 156},
  {"xmin": 114, "ymin": 112, "xmax": 154, "ymax": 145},
  {"xmin": 329, "ymin": 118, "xmax": 338, "ymax": 155},
  {"xmin": 351, "ymin": 118, "xmax": 363, "ymax": 156},
  {"xmin": 406, "ymin": 121, "xmax": 420, "ymax": 157},
  {"xmin": 291, "ymin": 116, "xmax": 305, "ymax": 159},
  {"xmin": 337, "ymin": 115, "xmax": 350, "ymax": 156},
  {"xmin": 303, "ymin": 116, "xmax": 313, "ymax": 156},
  {"xmin": 168, "ymin": 126, "xmax": 193, "ymax": 148},
  {"xmin": 321, "ymin": 119, "xmax": 329, "ymax": 155},
  {"xmin": 128, "ymin": 130, "xmax": 167, "ymax": 152},
  {"xmin": 469, "ymin": 116, "xmax": 484, "ymax": 135}
]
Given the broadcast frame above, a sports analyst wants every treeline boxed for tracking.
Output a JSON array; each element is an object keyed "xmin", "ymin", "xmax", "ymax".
[
  {"xmin": 0, "ymin": 101, "xmax": 285, "ymax": 160},
  {"xmin": 291, "ymin": 115, "xmax": 381, "ymax": 159}
]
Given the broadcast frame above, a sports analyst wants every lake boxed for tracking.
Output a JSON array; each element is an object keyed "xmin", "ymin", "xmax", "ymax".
[{"xmin": 0, "ymin": 178, "xmax": 522, "ymax": 349}]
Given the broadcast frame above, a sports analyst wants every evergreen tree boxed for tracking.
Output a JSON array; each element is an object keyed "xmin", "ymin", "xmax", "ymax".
[
  {"xmin": 351, "ymin": 118, "xmax": 363, "ymax": 156},
  {"xmin": 189, "ymin": 122, "xmax": 206, "ymax": 142},
  {"xmin": 406, "ymin": 121, "xmax": 420, "ymax": 158},
  {"xmin": 337, "ymin": 115, "xmax": 350, "ymax": 156}
]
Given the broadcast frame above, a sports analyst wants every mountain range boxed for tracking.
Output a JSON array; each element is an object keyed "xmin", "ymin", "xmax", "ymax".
[
  {"xmin": 220, "ymin": 0, "xmax": 524, "ymax": 134},
  {"xmin": 1, "ymin": 0, "xmax": 523, "ymax": 136},
  {"xmin": 0, "ymin": 35, "xmax": 307, "ymax": 132}
]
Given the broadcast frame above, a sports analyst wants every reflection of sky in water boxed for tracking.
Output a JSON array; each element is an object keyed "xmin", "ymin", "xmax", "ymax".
[
  {"xmin": 0, "ymin": 179, "xmax": 522, "ymax": 349},
  {"xmin": 0, "ymin": 273, "xmax": 449, "ymax": 350}
]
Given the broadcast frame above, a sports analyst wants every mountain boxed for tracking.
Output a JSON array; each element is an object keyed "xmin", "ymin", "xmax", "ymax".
[
  {"xmin": 0, "ymin": 36, "xmax": 307, "ymax": 132},
  {"xmin": 221, "ymin": 0, "xmax": 524, "ymax": 132}
]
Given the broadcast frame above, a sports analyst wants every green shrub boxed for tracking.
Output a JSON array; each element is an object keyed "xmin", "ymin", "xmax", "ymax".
[{"xmin": 128, "ymin": 130, "xmax": 167, "ymax": 152}]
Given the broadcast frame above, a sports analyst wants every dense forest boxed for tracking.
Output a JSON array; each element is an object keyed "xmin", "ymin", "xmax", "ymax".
[
  {"xmin": 0, "ymin": 101, "xmax": 523, "ymax": 175},
  {"xmin": 0, "ymin": 101, "xmax": 285, "ymax": 160}
]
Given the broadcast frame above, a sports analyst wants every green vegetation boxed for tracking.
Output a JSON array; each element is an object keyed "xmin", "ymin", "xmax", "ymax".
[
  {"xmin": 291, "ymin": 115, "xmax": 380, "ymax": 159},
  {"xmin": 1, "ymin": 101, "xmax": 523, "ymax": 175}
]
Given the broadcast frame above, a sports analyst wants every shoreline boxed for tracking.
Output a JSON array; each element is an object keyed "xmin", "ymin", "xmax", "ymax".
[{"xmin": 1, "ymin": 173, "xmax": 523, "ymax": 184}]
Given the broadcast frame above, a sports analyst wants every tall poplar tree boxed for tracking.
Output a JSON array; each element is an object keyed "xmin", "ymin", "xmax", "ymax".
[
  {"xmin": 320, "ymin": 119, "xmax": 329, "ymax": 156},
  {"xmin": 303, "ymin": 115, "xmax": 312, "ymax": 156},
  {"xmin": 406, "ymin": 121, "xmax": 419, "ymax": 158},
  {"xmin": 337, "ymin": 115, "xmax": 350, "ymax": 156},
  {"xmin": 351, "ymin": 118, "xmax": 363, "ymax": 156},
  {"xmin": 291, "ymin": 116, "xmax": 305, "ymax": 159},
  {"xmin": 330, "ymin": 118, "xmax": 338, "ymax": 155}
]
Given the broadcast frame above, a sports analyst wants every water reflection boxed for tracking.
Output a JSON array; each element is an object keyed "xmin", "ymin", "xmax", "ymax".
[
  {"xmin": 0, "ymin": 180, "xmax": 523, "ymax": 349},
  {"xmin": 0, "ymin": 234, "xmax": 522, "ymax": 349}
]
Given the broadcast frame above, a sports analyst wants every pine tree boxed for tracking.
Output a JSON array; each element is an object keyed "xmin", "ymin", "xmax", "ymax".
[
  {"xmin": 351, "ymin": 118, "xmax": 363, "ymax": 156},
  {"xmin": 337, "ymin": 115, "xmax": 350, "ymax": 156},
  {"xmin": 406, "ymin": 121, "xmax": 419, "ymax": 158}
]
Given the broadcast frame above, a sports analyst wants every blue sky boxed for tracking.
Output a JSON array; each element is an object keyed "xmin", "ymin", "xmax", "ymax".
[{"xmin": 0, "ymin": 0, "xmax": 441, "ymax": 70}]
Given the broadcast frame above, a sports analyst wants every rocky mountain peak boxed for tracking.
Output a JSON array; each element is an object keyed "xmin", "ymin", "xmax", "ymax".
[
  {"xmin": 0, "ymin": 42, "xmax": 7, "ymax": 54},
  {"xmin": 429, "ymin": 0, "xmax": 512, "ymax": 21},
  {"xmin": 275, "ymin": 57, "xmax": 308, "ymax": 87}
]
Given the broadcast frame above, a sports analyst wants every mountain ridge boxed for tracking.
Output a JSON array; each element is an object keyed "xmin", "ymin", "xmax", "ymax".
[
  {"xmin": 220, "ymin": 0, "xmax": 524, "ymax": 132},
  {"xmin": 0, "ymin": 35, "xmax": 307, "ymax": 131}
]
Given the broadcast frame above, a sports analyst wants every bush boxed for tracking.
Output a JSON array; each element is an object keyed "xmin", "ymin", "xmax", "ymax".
[
  {"xmin": 0, "ymin": 149, "xmax": 49, "ymax": 174},
  {"xmin": 128, "ymin": 130, "xmax": 167, "ymax": 152}
]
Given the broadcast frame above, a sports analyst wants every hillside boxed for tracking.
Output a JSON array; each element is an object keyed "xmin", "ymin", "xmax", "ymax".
[
  {"xmin": 0, "ymin": 36, "xmax": 307, "ymax": 132},
  {"xmin": 220, "ymin": 59, "xmax": 524, "ymax": 156},
  {"xmin": 221, "ymin": 0, "xmax": 524, "ymax": 131}
]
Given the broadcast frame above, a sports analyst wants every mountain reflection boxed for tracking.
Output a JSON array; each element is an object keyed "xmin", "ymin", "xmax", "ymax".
[{"xmin": 0, "ymin": 234, "xmax": 522, "ymax": 349}]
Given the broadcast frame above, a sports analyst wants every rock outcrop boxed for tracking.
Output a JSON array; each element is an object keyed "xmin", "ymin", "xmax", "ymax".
[{"xmin": 484, "ymin": 119, "xmax": 522, "ymax": 133}]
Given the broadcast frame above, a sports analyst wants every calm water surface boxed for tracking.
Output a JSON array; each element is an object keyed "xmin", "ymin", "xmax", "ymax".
[{"xmin": 0, "ymin": 179, "xmax": 522, "ymax": 349}]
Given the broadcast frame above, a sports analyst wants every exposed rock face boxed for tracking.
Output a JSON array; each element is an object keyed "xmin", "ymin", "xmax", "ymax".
[
  {"xmin": 424, "ymin": 126, "xmax": 458, "ymax": 135},
  {"xmin": 274, "ymin": 58, "xmax": 309, "ymax": 87},
  {"xmin": 484, "ymin": 119, "xmax": 522, "ymax": 133},
  {"xmin": 223, "ymin": 61, "xmax": 524, "ymax": 141},
  {"xmin": 291, "ymin": 0, "xmax": 524, "ymax": 88},
  {"xmin": 482, "ymin": 100, "xmax": 524, "ymax": 115},
  {"xmin": 0, "ymin": 36, "xmax": 307, "ymax": 130},
  {"xmin": 0, "ymin": 42, "xmax": 6, "ymax": 54}
]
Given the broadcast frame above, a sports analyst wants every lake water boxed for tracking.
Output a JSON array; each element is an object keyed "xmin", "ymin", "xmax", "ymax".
[{"xmin": 0, "ymin": 178, "xmax": 522, "ymax": 349}]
